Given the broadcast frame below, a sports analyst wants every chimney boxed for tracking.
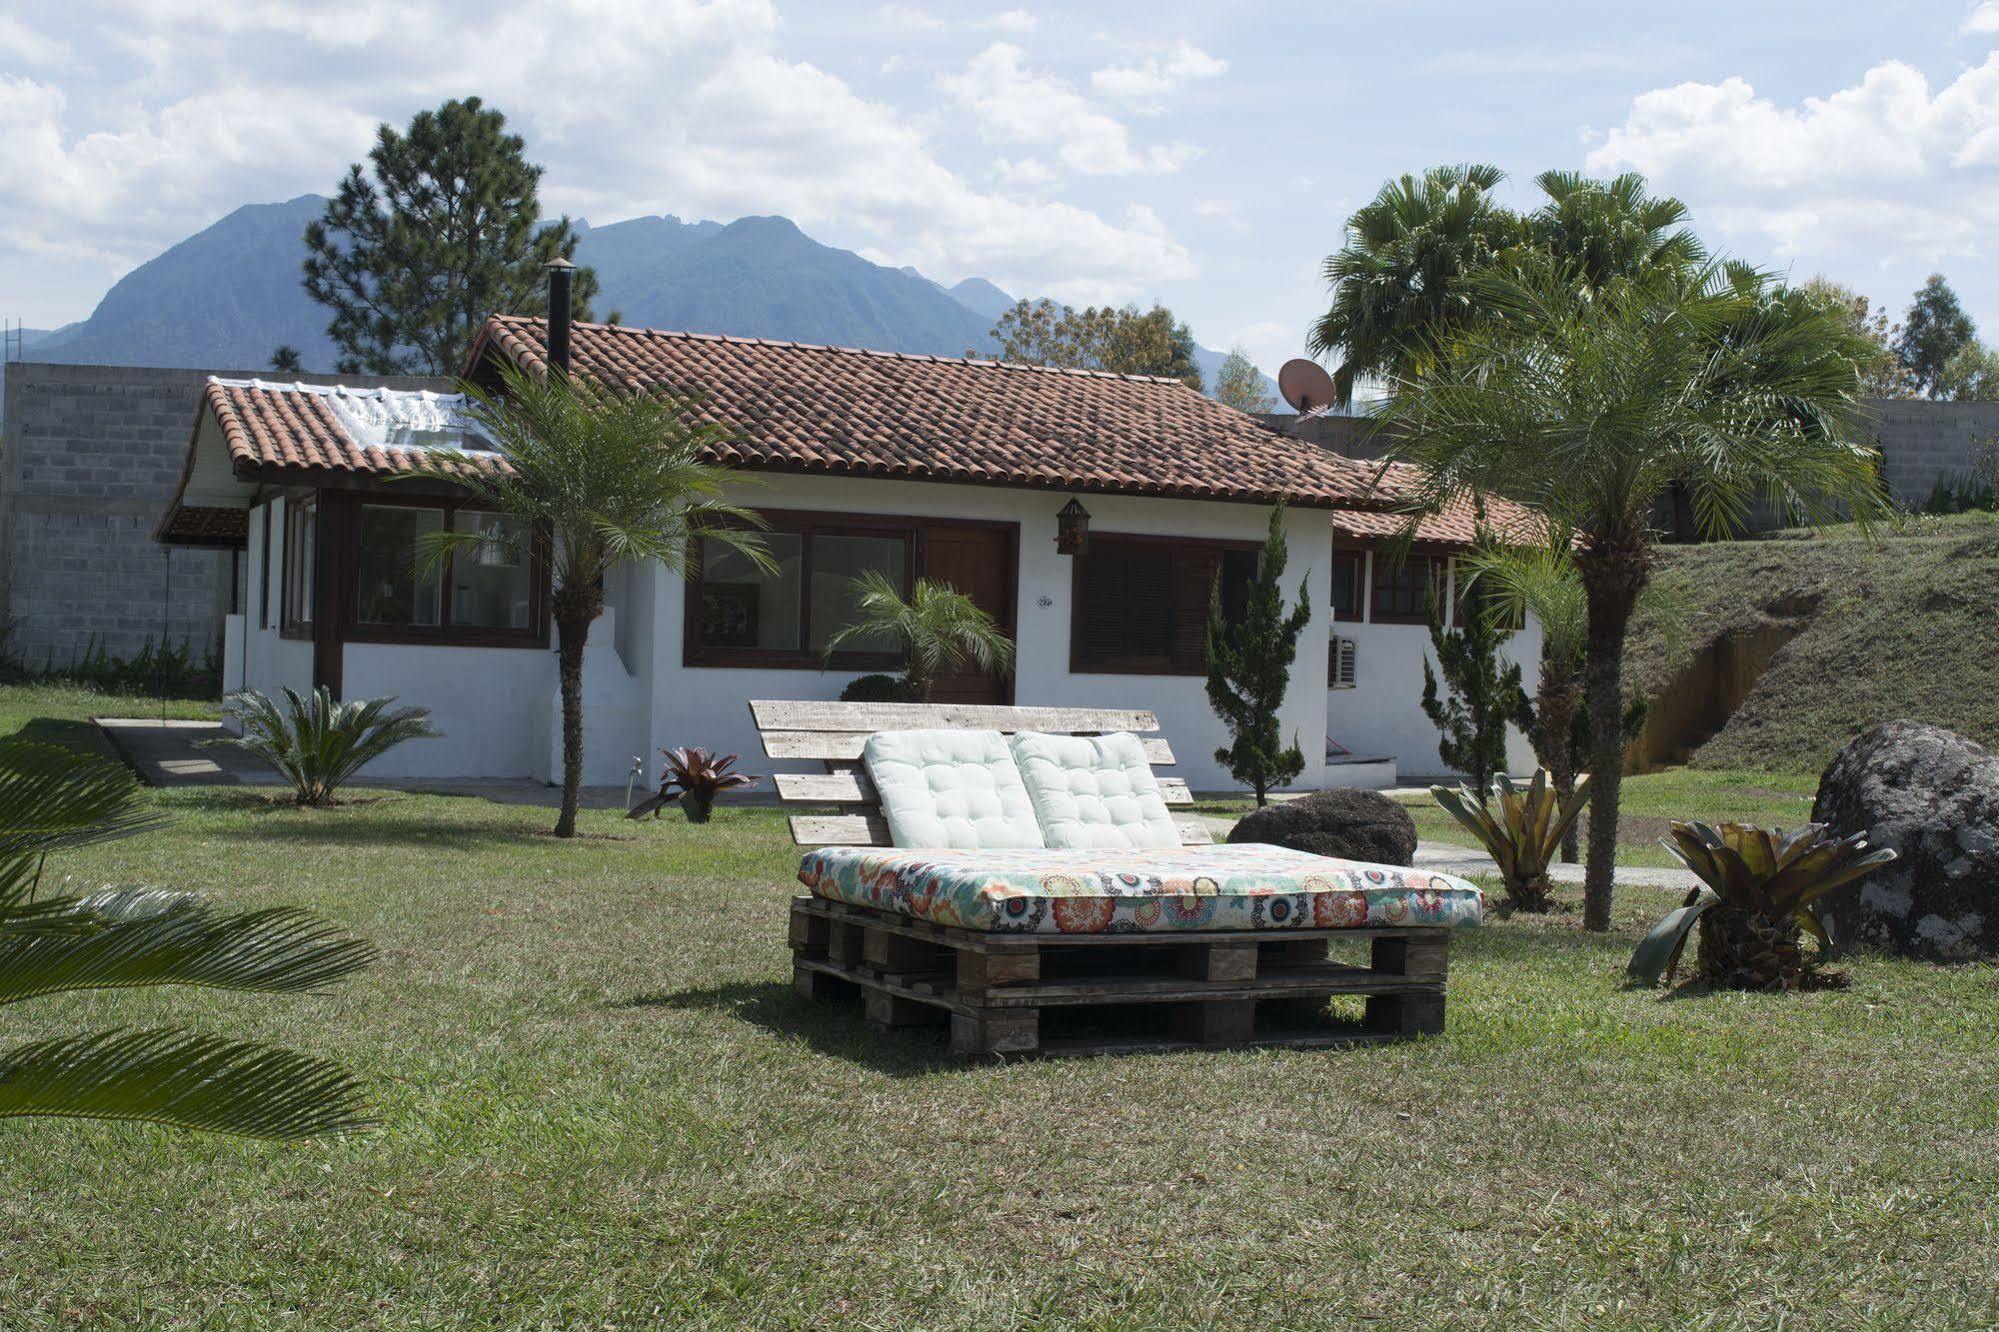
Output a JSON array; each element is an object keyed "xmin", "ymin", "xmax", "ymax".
[{"xmin": 545, "ymin": 257, "xmax": 575, "ymax": 377}]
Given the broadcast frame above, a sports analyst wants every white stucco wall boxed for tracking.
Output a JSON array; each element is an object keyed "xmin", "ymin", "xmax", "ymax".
[
  {"xmin": 1326, "ymin": 547, "xmax": 1541, "ymax": 782},
  {"xmin": 643, "ymin": 474, "xmax": 1334, "ymax": 794}
]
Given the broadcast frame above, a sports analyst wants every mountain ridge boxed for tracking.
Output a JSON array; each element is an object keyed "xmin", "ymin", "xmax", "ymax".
[{"xmin": 8, "ymin": 196, "xmax": 1281, "ymax": 407}]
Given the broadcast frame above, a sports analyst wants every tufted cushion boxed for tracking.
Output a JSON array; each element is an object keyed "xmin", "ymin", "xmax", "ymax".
[
  {"xmin": 863, "ymin": 730, "xmax": 1046, "ymax": 849},
  {"xmin": 1009, "ymin": 731, "xmax": 1180, "ymax": 849}
]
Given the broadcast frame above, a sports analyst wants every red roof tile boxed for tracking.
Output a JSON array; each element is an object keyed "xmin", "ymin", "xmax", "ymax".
[
  {"xmin": 202, "ymin": 381, "xmax": 504, "ymax": 480},
  {"xmin": 1331, "ymin": 462, "xmax": 1549, "ymax": 548},
  {"xmin": 462, "ymin": 316, "xmax": 1393, "ymax": 510}
]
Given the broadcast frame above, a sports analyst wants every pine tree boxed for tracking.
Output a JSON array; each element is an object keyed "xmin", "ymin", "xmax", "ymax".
[
  {"xmin": 1895, "ymin": 273, "xmax": 1977, "ymax": 398},
  {"xmin": 303, "ymin": 97, "xmax": 597, "ymax": 376},
  {"xmin": 1212, "ymin": 345, "xmax": 1275, "ymax": 413},
  {"xmin": 1420, "ymin": 572, "xmax": 1528, "ymax": 801},
  {"xmin": 1205, "ymin": 502, "xmax": 1311, "ymax": 805}
]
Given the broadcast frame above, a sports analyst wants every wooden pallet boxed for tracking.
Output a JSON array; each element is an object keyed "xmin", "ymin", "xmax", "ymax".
[{"xmin": 789, "ymin": 896, "xmax": 1450, "ymax": 1058}]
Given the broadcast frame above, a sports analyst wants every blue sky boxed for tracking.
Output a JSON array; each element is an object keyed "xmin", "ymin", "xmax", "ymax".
[{"xmin": 6, "ymin": 0, "xmax": 1999, "ymax": 375}]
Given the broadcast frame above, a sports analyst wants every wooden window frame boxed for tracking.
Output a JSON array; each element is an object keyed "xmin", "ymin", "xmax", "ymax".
[
  {"xmin": 1331, "ymin": 549, "xmax": 1366, "ymax": 623},
  {"xmin": 320, "ymin": 491, "xmax": 551, "ymax": 649},
  {"xmin": 1369, "ymin": 551, "xmax": 1452, "ymax": 625},
  {"xmin": 280, "ymin": 496, "xmax": 316, "ymax": 640},
  {"xmin": 683, "ymin": 508, "xmax": 993, "ymax": 671},
  {"xmin": 257, "ymin": 504, "xmax": 272, "ymax": 630},
  {"xmin": 1068, "ymin": 531, "xmax": 1262, "ymax": 677}
]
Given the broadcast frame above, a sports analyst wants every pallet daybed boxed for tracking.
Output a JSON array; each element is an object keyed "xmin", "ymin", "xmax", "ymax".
[{"xmin": 756, "ymin": 699, "xmax": 1469, "ymax": 1058}]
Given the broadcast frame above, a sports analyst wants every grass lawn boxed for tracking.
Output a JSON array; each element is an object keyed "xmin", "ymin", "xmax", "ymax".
[
  {"xmin": 0, "ymin": 681, "xmax": 217, "ymax": 757},
  {"xmin": 3, "ymin": 688, "xmax": 1995, "ymax": 1328}
]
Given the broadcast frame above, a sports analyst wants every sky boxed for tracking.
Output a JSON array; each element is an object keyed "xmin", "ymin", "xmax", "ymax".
[{"xmin": 7, "ymin": 1, "xmax": 1999, "ymax": 377}]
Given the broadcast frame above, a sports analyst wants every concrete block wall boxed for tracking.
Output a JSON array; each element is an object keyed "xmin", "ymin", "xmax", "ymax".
[
  {"xmin": 0, "ymin": 362, "xmax": 447, "ymax": 671},
  {"xmin": 1863, "ymin": 398, "xmax": 1999, "ymax": 506}
]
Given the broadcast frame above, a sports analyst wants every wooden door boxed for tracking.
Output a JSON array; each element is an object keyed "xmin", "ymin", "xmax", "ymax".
[{"xmin": 918, "ymin": 522, "xmax": 1017, "ymax": 704}]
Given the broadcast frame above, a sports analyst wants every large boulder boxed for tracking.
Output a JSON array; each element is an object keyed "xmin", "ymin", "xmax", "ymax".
[
  {"xmin": 1227, "ymin": 788, "xmax": 1418, "ymax": 866},
  {"xmin": 1811, "ymin": 721, "xmax": 1999, "ymax": 960}
]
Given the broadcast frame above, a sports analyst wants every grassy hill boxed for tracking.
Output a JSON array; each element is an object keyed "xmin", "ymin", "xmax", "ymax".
[{"xmin": 1624, "ymin": 510, "xmax": 1999, "ymax": 774}]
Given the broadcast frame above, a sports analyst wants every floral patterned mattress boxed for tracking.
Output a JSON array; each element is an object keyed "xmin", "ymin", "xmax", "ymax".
[{"xmin": 796, "ymin": 843, "xmax": 1483, "ymax": 935}]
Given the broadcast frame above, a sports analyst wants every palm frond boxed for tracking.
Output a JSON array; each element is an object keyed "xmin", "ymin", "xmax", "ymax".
[
  {"xmin": 209, "ymin": 687, "xmax": 438, "ymax": 805},
  {"xmin": 0, "ymin": 1028, "xmax": 373, "ymax": 1139},
  {"xmin": 0, "ymin": 888, "xmax": 377, "ymax": 1006},
  {"xmin": 0, "ymin": 741, "xmax": 164, "ymax": 905}
]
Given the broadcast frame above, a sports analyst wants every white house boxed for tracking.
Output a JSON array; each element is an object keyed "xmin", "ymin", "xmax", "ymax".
[{"xmin": 157, "ymin": 310, "xmax": 1542, "ymax": 792}]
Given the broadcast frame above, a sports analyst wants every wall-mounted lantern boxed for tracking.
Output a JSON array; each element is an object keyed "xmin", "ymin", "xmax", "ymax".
[{"xmin": 1055, "ymin": 498, "xmax": 1091, "ymax": 556}]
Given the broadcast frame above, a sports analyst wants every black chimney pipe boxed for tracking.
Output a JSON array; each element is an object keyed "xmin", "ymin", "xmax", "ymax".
[{"xmin": 546, "ymin": 257, "xmax": 575, "ymax": 377}]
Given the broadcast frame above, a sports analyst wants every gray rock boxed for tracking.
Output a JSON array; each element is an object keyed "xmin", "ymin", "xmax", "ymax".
[
  {"xmin": 1227, "ymin": 788, "xmax": 1418, "ymax": 866},
  {"xmin": 1811, "ymin": 721, "xmax": 1999, "ymax": 960}
]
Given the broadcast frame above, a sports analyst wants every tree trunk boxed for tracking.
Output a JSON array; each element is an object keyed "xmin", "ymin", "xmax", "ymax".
[
  {"xmin": 552, "ymin": 602, "xmax": 593, "ymax": 839},
  {"xmin": 1536, "ymin": 654, "xmax": 1582, "ymax": 863},
  {"xmin": 1576, "ymin": 541, "xmax": 1650, "ymax": 932}
]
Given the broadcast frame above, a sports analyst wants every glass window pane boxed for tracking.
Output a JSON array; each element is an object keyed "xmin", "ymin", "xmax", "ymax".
[
  {"xmin": 356, "ymin": 505, "xmax": 443, "ymax": 626},
  {"xmin": 699, "ymin": 532, "xmax": 803, "ymax": 650},
  {"xmin": 809, "ymin": 534, "xmax": 907, "ymax": 652},
  {"xmin": 449, "ymin": 511, "xmax": 534, "ymax": 629}
]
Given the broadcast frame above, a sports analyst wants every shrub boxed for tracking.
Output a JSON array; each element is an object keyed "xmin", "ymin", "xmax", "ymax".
[
  {"xmin": 1628, "ymin": 821, "xmax": 1897, "ymax": 992},
  {"xmin": 209, "ymin": 687, "xmax": 439, "ymax": 806},
  {"xmin": 1431, "ymin": 770, "xmax": 1590, "ymax": 912},
  {"xmin": 839, "ymin": 673, "xmax": 918, "ymax": 703}
]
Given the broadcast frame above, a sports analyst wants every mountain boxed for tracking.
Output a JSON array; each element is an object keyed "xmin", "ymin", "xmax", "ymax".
[{"xmin": 13, "ymin": 197, "xmax": 1279, "ymax": 405}]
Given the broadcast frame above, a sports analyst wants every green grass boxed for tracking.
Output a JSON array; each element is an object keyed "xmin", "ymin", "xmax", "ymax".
[
  {"xmin": 2, "ymin": 686, "xmax": 1996, "ymax": 1328},
  {"xmin": 1401, "ymin": 768, "xmax": 1820, "ymax": 868},
  {"xmin": 1626, "ymin": 509, "xmax": 1999, "ymax": 772},
  {"xmin": 0, "ymin": 681, "xmax": 216, "ymax": 757}
]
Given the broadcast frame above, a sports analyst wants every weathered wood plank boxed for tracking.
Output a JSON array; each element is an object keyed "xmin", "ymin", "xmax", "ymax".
[
  {"xmin": 791, "ymin": 897, "xmax": 1455, "ymax": 949},
  {"xmin": 752, "ymin": 699, "xmax": 1159, "ymax": 734},
  {"xmin": 978, "ymin": 967, "xmax": 1440, "ymax": 1008},
  {"xmin": 764, "ymin": 730, "xmax": 1176, "ymax": 766},
  {"xmin": 792, "ymin": 811, "xmax": 1205, "ymax": 846},
  {"xmin": 777, "ymin": 769, "xmax": 1193, "ymax": 807},
  {"xmin": 1174, "ymin": 818, "xmax": 1213, "ymax": 845}
]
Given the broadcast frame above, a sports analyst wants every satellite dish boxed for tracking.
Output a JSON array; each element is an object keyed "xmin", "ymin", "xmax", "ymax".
[{"xmin": 1278, "ymin": 359, "xmax": 1338, "ymax": 415}]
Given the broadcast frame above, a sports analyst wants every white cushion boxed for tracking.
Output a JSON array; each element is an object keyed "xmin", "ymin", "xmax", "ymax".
[
  {"xmin": 1008, "ymin": 731, "xmax": 1180, "ymax": 850},
  {"xmin": 863, "ymin": 730, "xmax": 1046, "ymax": 849}
]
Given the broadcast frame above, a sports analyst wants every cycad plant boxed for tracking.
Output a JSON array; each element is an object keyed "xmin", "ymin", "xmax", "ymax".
[
  {"xmin": 1431, "ymin": 770, "xmax": 1591, "ymax": 913},
  {"xmin": 211, "ymin": 686, "xmax": 438, "ymax": 807},
  {"xmin": 0, "ymin": 740, "xmax": 375, "ymax": 1136},
  {"xmin": 823, "ymin": 572, "xmax": 1014, "ymax": 702},
  {"xmin": 1628, "ymin": 822, "xmax": 1897, "ymax": 992}
]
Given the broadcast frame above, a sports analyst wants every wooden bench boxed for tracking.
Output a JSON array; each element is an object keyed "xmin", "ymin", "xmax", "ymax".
[{"xmin": 755, "ymin": 699, "xmax": 1453, "ymax": 1058}]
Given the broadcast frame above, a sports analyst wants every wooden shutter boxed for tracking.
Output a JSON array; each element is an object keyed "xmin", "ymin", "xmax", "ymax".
[{"xmin": 1170, "ymin": 546, "xmax": 1222, "ymax": 671}]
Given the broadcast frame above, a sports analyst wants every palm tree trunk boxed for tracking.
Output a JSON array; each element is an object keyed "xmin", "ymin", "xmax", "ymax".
[
  {"xmin": 1577, "ymin": 544, "xmax": 1649, "ymax": 932},
  {"xmin": 1536, "ymin": 655, "xmax": 1582, "ymax": 863},
  {"xmin": 552, "ymin": 605, "xmax": 590, "ymax": 839}
]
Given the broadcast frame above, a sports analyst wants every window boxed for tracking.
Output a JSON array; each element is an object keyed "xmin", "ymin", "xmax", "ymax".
[
  {"xmin": 282, "ymin": 498, "xmax": 315, "ymax": 636},
  {"xmin": 1071, "ymin": 535, "xmax": 1259, "ymax": 675},
  {"xmin": 688, "ymin": 515, "xmax": 911, "ymax": 666},
  {"xmin": 348, "ymin": 502, "xmax": 540, "ymax": 638},
  {"xmin": 1370, "ymin": 553, "xmax": 1449, "ymax": 624},
  {"xmin": 1329, "ymin": 634, "xmax": 1357, "ymax": 688},
  {"xmin": 258, "ymin": 505, "xmax": 271, "ymax": 630},
  {"xmin": 1331, "ymin": 550, "xmax": 1365, "ymax": 622}
]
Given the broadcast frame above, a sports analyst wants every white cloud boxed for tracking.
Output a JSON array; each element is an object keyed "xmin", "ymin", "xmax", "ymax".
[
  {"xmin": 993, "ymin": 156, "xmax": 1054, "ymax": 186},
  {"xmin": 877, "ymin": 3, "xmax": 941, "ymax": 30},
  {"xmin": 984, "ymin": 9, "xmax": 1036, "ymax": 33},
  {"xmin": 1586, "ymin": 56, "xmax": 1999, "ymax": 271},
  {"xmin": 0, "ymin": 14, "xmax": 75, "ymax": 67},
  {"xmin": 1090, "ymin": 41, "xmax": 1227, "ymax": 112},
  {"xmin": 1965, "ymin": 2, "xmax": 1999, "ymax": 35},
  {"xmin": 938, "ymin": 41, "xmax": 1198, "ymax": 175},
  {"xmin": 0, "ymin": 0, "xmax": 1196, "ymax": 323}
]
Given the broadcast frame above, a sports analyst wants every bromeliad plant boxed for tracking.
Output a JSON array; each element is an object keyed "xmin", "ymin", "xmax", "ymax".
[
  {"xmin": 627, "ymin": 747, "xmax": 758, "ymax": 824},
  {"xmin": 1628, "ymin": 821, "xmax": 1898, "ymax": 992},
  {"xmin": 210, "ymin": 686, "xmax": 439, "ymax": 806},
  {"xmin": 1431, "ymin": 770, "xmax": 1591, "ymax": 912},
  {"xmin": 0, "ymin": 740, "xmax": 376, "ymax": 1137}
]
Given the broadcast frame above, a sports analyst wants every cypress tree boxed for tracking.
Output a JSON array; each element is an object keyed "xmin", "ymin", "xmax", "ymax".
[
  {"xmin": 303, "ymin": 97, "xmax": 597, "ymax": 376},
  {"xmin": 1205, "ymin": 502, "xmax": 1312, "ymax": 805},
  {"xmin": 1420, "ymin": 568, "xmax": 1528, "ymax": 801}
]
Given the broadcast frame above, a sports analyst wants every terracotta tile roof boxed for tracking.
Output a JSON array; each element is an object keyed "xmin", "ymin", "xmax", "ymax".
[
  {"xmin": 462, "ymin": 315, "xmax": 1393, "ymax": 510},
  {"xmin": 1331, "ymin": 462, "xmax": 1549, "ymax": 548},
  {"xmin": 156, "ymin": 504, "xmax": 249, "ymax": 547},
  {"xmin": 201, "ymin": 380, "xmax": 505, "ymax": 480}
]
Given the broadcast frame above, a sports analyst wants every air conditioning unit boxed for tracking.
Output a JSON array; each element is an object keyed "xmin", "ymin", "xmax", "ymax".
[{"xmin": 1328, "ymin": 634, "xmax": 1357, "ymax": 688}]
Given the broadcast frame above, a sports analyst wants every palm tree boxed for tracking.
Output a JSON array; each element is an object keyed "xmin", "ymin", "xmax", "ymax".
[
  {"xmin": 1307, "ymin": 163, "xmax": 1517, "ymax": 407},
  {"xmin": 0, "ymin": 741, "xmax": 375, "ymax": 1136},
  {"xmin": 1526, "ymin": 171, "xmax": 1705, "ymax": 289},
  {"xmin": 1382, "ymin": 257, "xmax": 1888, "ymax": 931},
  {"xmin": 410, "ymin": 360, "xmax": 770, "ymax": 838},
  {"xmin": 822, "ymin": 572, "xmax": 1014, "ymax": 702}
]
